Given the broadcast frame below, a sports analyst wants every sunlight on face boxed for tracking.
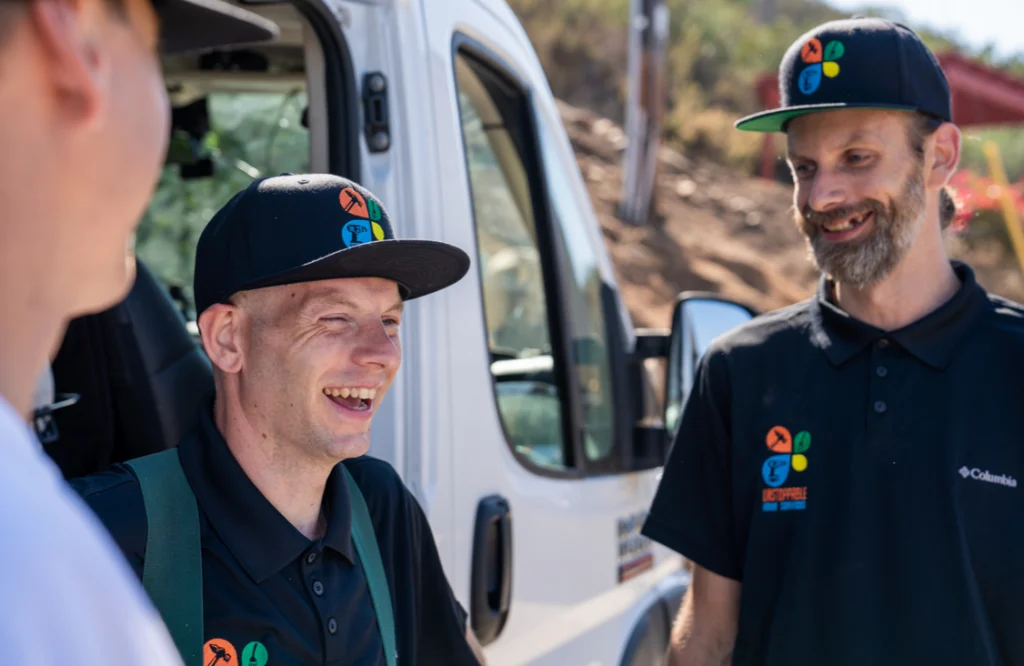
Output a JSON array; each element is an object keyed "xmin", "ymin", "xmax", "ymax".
[
  {"xmin": 786, "ymin": 109, "xmax": 928, "ymax": 288},
  {"xmin": 236, "ymin": 277, "xmax": 404, "ymax": 463},
  {"xmin": 70, "ymin": 0, "xmax": 168, "ymax": 314}
]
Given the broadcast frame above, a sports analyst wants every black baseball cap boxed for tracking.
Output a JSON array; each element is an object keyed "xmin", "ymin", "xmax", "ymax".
[
  {"xmin": 735, "ymin": 17, "xmax": 952, "ymax": 133},
  {"xmin": 193, "ymin": 174, "xmax": 471, "ymax": 316},
  {"xmin": 154, "ymin": 0, "xmax": 279, "ymax": 55}
]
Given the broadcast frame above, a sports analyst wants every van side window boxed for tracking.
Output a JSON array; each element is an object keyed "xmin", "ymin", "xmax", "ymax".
[
  {"xmin": 535, "ymin": 124, "xmax": 616, "ymax": 464},
  {"xmin": 454, "ymin": 53, "xmax": 569, "ymax": 472}
]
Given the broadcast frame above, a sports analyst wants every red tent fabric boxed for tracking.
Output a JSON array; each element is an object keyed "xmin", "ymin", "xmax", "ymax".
[{"xmin": 755, "ymin": 52, "xmax": 1024, "ymax": 178}]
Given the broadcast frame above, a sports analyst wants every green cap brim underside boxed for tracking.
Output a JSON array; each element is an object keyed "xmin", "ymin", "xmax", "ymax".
[{"xmin": 735, "ymin": 104, "xmax": 919, "ymax": 133}]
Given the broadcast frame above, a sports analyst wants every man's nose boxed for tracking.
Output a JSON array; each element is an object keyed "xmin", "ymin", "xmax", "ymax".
[
  {"xmin": 350, "ymin": 320, "xmax": 401, "ymax": 369},
  {"xmin": 805, "ymin": 168, "xmax": 849, "ymax": 212}
]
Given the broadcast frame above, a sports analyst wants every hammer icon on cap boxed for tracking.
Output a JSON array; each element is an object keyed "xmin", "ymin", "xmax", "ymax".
[{"xmin": 342, "ymin": 190, "xmax": 362, "ymax": 213}]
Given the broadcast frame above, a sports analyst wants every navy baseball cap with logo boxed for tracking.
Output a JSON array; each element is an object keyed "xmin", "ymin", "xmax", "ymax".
[
  {"xmin": 193, "ymin": 173, "xmax": 471, "ymax": 316},
  {"xmin": 736, "ymin": 17, "xmax": 952, "ymax": 133}
]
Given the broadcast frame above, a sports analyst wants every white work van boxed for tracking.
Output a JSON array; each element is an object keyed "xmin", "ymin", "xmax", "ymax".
[{"xmin": 40, "ymin": 1, "xmax": 756, "ymax": 664}]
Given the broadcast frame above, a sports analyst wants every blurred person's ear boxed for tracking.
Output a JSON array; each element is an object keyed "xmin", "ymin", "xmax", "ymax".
[{"xmin": 26, "ymin": 0, "xmax": 135, "ymax": 128}]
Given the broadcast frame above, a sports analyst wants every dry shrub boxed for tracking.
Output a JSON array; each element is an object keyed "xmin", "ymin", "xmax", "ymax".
[{"xmin": 668, "ymin": 102, "xmax": 762, "ymax": 169}]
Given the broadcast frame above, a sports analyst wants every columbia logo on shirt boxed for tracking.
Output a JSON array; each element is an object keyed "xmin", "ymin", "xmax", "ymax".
[{"xmin": 959, "ymin": 466, "xmax": 1018, "ymax": 488}]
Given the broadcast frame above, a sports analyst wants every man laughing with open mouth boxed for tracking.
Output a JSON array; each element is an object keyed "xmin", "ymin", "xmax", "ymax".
[{"xmin": 75, "ymin": 174, "xmax": 488, "ymax": 666}]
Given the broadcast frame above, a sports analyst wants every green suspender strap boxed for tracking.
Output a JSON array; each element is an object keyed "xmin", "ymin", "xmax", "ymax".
[
  {"xmin": 341, "ymin": 464, "xmax": 399, "ymax": 666},
  {"xmin": 127, "ymin": 450, "xmax": 397, "ymax": 666},
  {"xmin": 125, "ymin": 449, "xmax": 204, "ymax": 665}
]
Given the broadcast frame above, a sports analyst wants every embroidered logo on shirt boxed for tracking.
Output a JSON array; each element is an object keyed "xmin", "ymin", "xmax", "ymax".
[
  {"xmin": 762, "ymin": 426, "xmax": 810, "ymax": 511},
  {"xmin": 959, "ymin": 465, "xmax": 1017, "ymax": 488},
  {"xmin": 241, "ymin": 641, "xmax": 269, "ymax": 666},
  {"xmin": 203, "ymin": 639, "xmax": 238, "ymax": 666}
]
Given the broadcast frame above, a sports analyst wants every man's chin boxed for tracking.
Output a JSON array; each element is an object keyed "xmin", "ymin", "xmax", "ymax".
[
  {"xmin": 325, "ymin": 432, "xmax": 372, "ymax": 461},
  {"xmin": 67, "ymin": 256, "xmax": 138, "ymax": 317},
  {"xmin": 813, "ymin": 251, "xmax": 897, "ymax": 291}
]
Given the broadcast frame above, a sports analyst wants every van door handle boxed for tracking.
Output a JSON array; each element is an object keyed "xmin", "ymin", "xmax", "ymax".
[{"xmin": 470, "ymin": 495, "xmax": 512, "ymax": 646}]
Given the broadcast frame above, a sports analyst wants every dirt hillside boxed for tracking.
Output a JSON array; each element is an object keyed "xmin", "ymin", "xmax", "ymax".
[{"xmin": 558, "ymin": 100, "xmax": 1024, "ymax": 327}]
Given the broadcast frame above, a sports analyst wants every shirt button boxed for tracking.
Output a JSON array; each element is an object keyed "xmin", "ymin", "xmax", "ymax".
[
  {"xmin": 877, "ymin": 339, "xmax": 890, "ymax": 349},
  {"xmin": 328, "ymin": 617, "xmax": 338, "ymax": 635},
  {"xmin": 874, "ymin": 400, "xmax": 887, "ymax": 414},
  {"xmin": 313, "ymin": 580, "xmax": 325, "ymax": 596},
  {"xmin": 876, "ymin": 366, "xmax": 888, "ymax": 378},
  {"xmin": 306, "ymin": 552, "xmax": 317, "ymax": 564}
]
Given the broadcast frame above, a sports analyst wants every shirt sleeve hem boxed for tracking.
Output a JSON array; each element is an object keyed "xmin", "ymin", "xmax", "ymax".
[{"xmin": 641, "ymin": 517, "xmax": 742, "ymax": 582}]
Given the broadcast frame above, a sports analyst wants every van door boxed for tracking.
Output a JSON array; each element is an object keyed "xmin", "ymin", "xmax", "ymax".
[{"xmin": 425, "ymin": 3, "xmax": 680, "ymax": 664}]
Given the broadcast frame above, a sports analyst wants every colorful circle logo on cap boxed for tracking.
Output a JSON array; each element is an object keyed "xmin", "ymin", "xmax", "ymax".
[
  {"xmin": 339, "ymin": 187, "xmax": 369, "ymax": 217},
  {"xmin": 342, "ymin": 220, "xmax": 373, "ymax": 246},
  {"xmin": 367, "ymin": 198, "xmax": 382, "ymax": 222},
  {"xmin": 797, "ymin": 38, "xmax": 845, "ymax": 95},
  {"xmin": 339, "ymin": 186, "xmax": 387, "ymax": 247},
  {"xmin": 761, "ymin": 426, "xmax": 811, "ymax": 487}
]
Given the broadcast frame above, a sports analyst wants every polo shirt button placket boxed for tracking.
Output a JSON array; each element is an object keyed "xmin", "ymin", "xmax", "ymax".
[{"xmin": 870, "ymin": 338, "xmax": 892, "ymax": 431}]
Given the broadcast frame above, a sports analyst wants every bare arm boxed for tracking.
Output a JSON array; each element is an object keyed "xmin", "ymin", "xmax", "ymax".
[{"xmin": 667, "ymin": 564, "xmax": 741, "ymax": 666}]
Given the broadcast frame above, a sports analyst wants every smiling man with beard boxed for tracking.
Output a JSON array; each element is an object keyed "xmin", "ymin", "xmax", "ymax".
[{"xmin": 641, "ymin": 17, "xmax": 1024, "ymax": 666}]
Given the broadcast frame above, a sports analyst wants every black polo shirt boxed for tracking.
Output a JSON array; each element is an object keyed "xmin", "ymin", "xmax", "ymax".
[
  {"xmin": 643, "ymin": 262, "xmax": 1024, "ymax": 666},
  {"xmin": 71, "ymin": 403, "xmax": 478, "ymax": 666}
]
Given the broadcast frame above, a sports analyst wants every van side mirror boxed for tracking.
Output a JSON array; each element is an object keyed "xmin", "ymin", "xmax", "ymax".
[{"xmin": 665, "ymin": 293, "xmax": 756, "ymax": 435}]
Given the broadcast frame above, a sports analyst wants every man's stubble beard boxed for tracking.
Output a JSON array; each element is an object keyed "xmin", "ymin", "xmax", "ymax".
[{"xmin": 795, "ymin": 167, "xmax": 926, "ymax": 290}]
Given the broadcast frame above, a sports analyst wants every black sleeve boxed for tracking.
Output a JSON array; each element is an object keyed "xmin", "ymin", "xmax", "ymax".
[
  {"xmin": 407, "ymin": 494, "xmax": 480, "ymax": 666},
  {"xmin": 641, "ymin": 347, "xmax": 742, "ymax": 581},
  {"xmin": 68, "ymin": 465, "xmax": 148, "ymax": 580},
  {"xmin": 453, "ymin": 598, "xmax": 469, "ymax": 631}
]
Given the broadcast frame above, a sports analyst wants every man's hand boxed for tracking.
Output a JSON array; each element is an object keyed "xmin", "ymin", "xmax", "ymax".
[
  {"xmin": 466, "ymin": 626, "xmax": 487, "ymax": 665},
  {"xmin": 668, "ymin": 564, "xmax": 741, "ymax": 666}
]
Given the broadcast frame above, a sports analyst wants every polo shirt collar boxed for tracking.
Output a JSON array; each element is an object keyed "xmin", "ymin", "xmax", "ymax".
[
  {"xmin": 809, "ymin": 261, "xmax": 989, "ymax": 369},
  {"xmin": 178, "ymin": 402, "xmax": 355, "ymax": 583}
]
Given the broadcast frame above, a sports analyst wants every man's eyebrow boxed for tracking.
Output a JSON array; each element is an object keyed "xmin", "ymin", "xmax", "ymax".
[
  {"xmin": 789, "ymin": 130, "xmax": 881, "ymax": 162},
  {"xmin": 839, "ymin": 130, "xmax": 880, "ymax": 148},
  {"xmin": 299, "ymin": 293, "xmax": 405, "ymax": 315},
  {"xmin": 296, "ymin": 293, "xmax": 357, "ymax": 313}
]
